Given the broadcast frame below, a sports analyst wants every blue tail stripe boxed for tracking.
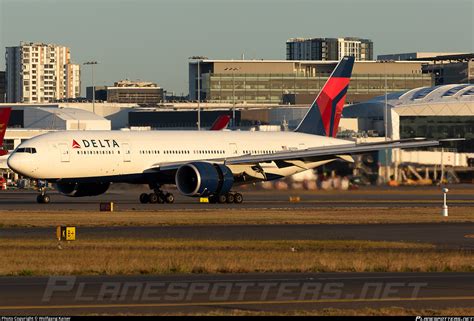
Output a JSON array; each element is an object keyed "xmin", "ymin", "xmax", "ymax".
[
  {"xmin": 331, "ymin": 56, "xmax": 355, "ymax": 78},
  {"xmin": 298, "ymin": 101, "xmax": 327, "ymax": 136}
]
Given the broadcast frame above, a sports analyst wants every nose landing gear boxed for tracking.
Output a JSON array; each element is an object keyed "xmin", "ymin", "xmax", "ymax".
[{"xmin": 36, "ymin": 187, "xmax": 50, "ymax": 204}]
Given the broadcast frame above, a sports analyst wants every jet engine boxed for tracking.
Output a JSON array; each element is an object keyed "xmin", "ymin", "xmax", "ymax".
[
  {"xmin": 175, "ymin": 162, "xmax": 234, "ymax": 197},
  {"xmin": 55, "ymin": 182, "xmax": 110, "ymax": 197}
]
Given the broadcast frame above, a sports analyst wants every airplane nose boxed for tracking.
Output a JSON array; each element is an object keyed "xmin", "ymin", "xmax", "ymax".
[{"xmin": 7, "ymin": 153, "xmax": 27, "ymax": 176}]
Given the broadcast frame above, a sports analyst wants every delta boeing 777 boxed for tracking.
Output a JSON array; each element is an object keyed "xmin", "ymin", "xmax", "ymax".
[{"xmin": 7, "ymin": 57, "xmax": 439, "ymax": 204}]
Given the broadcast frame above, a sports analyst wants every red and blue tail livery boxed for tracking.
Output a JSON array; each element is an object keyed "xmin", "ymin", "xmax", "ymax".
[{"xmin": 295, "ymin": 56, "xmax": 354, "ymax": 137}]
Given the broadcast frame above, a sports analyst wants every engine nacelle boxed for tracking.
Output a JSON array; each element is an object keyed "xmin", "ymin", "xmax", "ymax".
[
  {"xmin": 175, "ymin": 162, "xmax": 234, "ymax": 197},
  {"xmin": 55, "ymin": 182, "xmax": 110, "ymax": 197}
]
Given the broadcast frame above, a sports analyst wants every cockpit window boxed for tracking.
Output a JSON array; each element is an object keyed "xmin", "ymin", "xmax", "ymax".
[{"xmin": 16, "ymin": 147, "xmax": 37, "ymax": 154}]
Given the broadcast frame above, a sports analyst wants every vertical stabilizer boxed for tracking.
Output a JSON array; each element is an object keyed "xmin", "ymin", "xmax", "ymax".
[{"xmin": 295, "ymin": 56, "xmax": 354, "ymax": 137}]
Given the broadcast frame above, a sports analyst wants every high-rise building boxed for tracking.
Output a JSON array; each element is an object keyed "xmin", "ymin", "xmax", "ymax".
[
  {"xmin": 286, "ymin": 37, "xmax": 373, "ymax": 61},
  {"xmin": 5, "ymin": 42, "xmax": 81, "ymax": 103},
  {"xmin": 65, "ymin": 63, "xmax": 81, "ymax": 99}
]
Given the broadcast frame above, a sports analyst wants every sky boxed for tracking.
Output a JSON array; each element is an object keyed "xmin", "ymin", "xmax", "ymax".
[{"xmin": 1, "ymin": 0, "xmax": 473, "ymax": 95}]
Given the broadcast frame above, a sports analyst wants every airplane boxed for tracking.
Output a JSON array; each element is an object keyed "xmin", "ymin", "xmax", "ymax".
[{"xmin": 7, "ymin": 56, "xmax": 440, "ymax": 204}]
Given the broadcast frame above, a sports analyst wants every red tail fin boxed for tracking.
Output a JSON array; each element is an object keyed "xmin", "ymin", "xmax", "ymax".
[
  {"xmin": 0, "ymin": 108, "xmax": 11, "ymax": 149},
  {"xmin": 210, "ymin": 115, "xmax": 231, "ymax": 130},
  {"xmin": 0, "ymin": 107, "xmax": 12, "ymax": 156}
]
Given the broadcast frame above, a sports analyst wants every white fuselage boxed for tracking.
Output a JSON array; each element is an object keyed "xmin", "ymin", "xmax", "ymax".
[{"xmin": 7, "ymin": 130, "xmax": 353, "ymax": 183}]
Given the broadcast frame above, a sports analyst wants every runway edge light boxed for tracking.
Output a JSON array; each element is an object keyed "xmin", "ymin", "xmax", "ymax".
[
  {"xmin": 289, "ymin": 196, "xmax": 301, "ymax": 202},
  {"xmin": 442, "ymin": 188, "xmax": 449, "ymax": 217}
]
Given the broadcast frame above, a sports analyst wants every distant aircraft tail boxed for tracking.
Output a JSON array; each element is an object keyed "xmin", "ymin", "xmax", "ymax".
[
  {"xmin": 0, "ymin": 108, "xmax": 11, "ymax": 156},
  {"xmin": 295, "ymin": 56, "xmax": 354, "ymax": 137},
  {"xmin": 210, "ymin": 115, "xmax": 231, "ymax": 130}
]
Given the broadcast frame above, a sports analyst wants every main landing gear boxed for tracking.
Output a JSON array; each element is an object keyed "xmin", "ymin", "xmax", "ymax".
[
  {"xmin": 139, "ymin": 188, "xmax": 175, "ymax": 204},
  {"xmin": 139, "ymin": 190, "xmax": 244, "ymax": 205},
  {"xmin": 209, "ymin": 192, "xmax": 243, "ymax": 204},
  {"xmin": 36, "ymin": 187, "xmax": 50, "ymax": 204}
]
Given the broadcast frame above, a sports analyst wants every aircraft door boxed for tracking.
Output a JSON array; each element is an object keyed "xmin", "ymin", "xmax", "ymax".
[
  {"xmin": 122, "ymin": 142, "xmax": 131, "ymax": 162},
  {"xmin": 58, "ymin": 143, "xmax": 70, "ymax": 162},
  {"xmin": 229, "ymin": 143, "xmax": 238, "ymax": 156}
]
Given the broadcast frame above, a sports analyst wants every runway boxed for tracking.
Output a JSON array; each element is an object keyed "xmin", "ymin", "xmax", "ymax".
[
  {"xmin": 2, "ymin": 187, "xmax": 474, "ymax": 248},
  {"xmin": 1, "ymin": 187, "xmax": 473, "ymax": 315},
  {"xmin": 0, "ymin": 272, "xmax": 473, "ymax": 315},
  {"xmin": 3, "ymin": 223, "xmax": 474, "ymax": 249},
  {"xmin": 1, "ymin": 186, "xmax": 474, "ymax": 210}
]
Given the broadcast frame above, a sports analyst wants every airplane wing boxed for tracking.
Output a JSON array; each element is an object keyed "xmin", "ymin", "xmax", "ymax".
[
  {"xmin": 225, "ymin": 138, "xmax": 440, "ymax": 165},
  {"xmin": 151, "ymin": 138, "xmax": 440, "ymax": 172}
]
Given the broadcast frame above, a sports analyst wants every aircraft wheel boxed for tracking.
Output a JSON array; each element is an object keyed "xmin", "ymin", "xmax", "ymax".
[
  {"xmin": 148, "ymin": 193, "xmax": 159, "ymax": 204},
  {"xmin": 226, "ymin": 193, "xmax": 235, "ymax": 203},
  {"xmin": 165, "ymin": 193, "xmax": 175, "ymax": 204},
  {"xmin": 139, "ymin": 193, "xmax": 150, "ymax": 204},
  {"xmin": 37, "ymin": 194, "xmax": 50, "ymax": 204},
  {"xmin": 218, "ymin": 194, "xmax": 227, "ymax": 204},
  {"xmin": 234, "ymin": 193, "xmax": 243, "ymax": 204},
  {"xmin": 157, "ymin": 193, "xmax": 165, "ymax": 204}
]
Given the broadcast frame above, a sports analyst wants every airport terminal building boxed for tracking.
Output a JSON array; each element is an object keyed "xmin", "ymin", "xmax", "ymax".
[
  {"xmin": 342, "ymin": 84, "xmax": 474, "ymax": 152},
  {"xmin": 189, "ymin": 59, "xmax": 432, "ymax": 105}
]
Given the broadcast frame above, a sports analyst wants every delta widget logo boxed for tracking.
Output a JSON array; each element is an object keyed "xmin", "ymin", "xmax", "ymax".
[{"xmin": 72, "ymin": 140, "xmax": 81, "ymax": 149}]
